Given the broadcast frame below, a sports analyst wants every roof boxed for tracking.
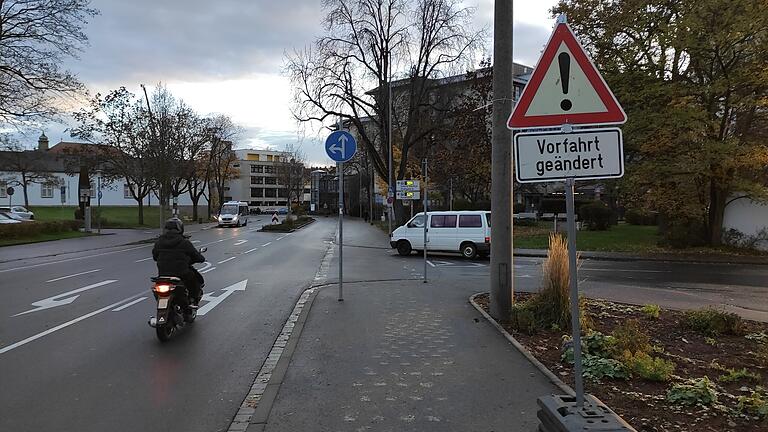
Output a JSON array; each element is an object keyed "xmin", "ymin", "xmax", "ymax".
[{"xmin": 366, "ymin": 63, "xmax": 533, "ymax": 95}]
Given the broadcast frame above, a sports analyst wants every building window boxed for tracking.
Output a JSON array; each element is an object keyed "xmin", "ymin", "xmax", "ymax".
[
  {"xmin": 266, "ymin": 155, "xmax": 274, "ymax": 162},
  {"xmin": 251, "ymin": 188, "xmax": 264, "ymax": 198},
  {"xmin": 264, "ymin": 177, "xmax": 277, "ymax": 185},
  {"xmin": 251, "ymin": 165, "xmax": 263, "ymax": 173},
  {"xmin": 124, "ymin": 184, "xmax": 133, "ymax": 199},
  {"xmin": 0, "ymin": 181, "xmax": 6, "ymax": 198},
  {"xmin": 41, "ymin": 183, "xmax": 54, "ymax": 198},
  {"xmin": 251, "ymin": 176, "xmax": 264, "ymax": 185},
  {"xmin": 264, "ymin": 188, "xmax": 277, "ymax": 198},
  {"xmin": 264, "ymin": 165, "xmax": 275, "ymax": 174},
  {"xmin": 278, "ymin": 188, "xmax": 288, "ymax": 198}
]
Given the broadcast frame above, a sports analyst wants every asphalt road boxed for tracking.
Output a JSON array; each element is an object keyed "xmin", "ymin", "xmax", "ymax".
[{"xmin": 0, "ymin": 216, "xmax": 336, "ymax": 432}]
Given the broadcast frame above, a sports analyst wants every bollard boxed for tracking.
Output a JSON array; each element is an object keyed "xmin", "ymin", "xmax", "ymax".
[{"xmin": 537, "ymin": 394, "xmax": 636, "ymax": 432}]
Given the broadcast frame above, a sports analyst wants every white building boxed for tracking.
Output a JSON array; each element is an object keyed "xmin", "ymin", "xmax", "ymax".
[
  {"xmin": 225, "ymin": 149, "xmax": 310, "ymax": 213},
  {"xmin": 0, "ymin": 134, "xmax": 207, "ymax": 209}
]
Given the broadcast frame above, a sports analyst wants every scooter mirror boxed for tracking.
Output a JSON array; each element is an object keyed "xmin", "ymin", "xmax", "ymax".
[{"xmin": 199, "ymin": 247, "xmax": 207, "ymax": 253}]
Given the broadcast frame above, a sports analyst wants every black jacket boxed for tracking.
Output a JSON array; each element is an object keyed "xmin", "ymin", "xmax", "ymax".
[{"xmin": 152, "ymin": 233, "xmax": 205, "ymax": 277}]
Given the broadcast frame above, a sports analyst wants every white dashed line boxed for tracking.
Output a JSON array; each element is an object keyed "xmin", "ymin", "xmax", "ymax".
[
  {"xmin": 112, "ymin": 297, "xmax": 148, "ymax": 311},
  {"xmin": 244, "ymin": 247, "xmax": 259, "ymax": 254},
  {"xmin": 134, "ymin": 257, "xmax": 152, "ymax": 263},
  {"xmin": 262, "ymin": 242, "xmax": 272, "ymax": 247},
  {"xmin": 276, "ymin": 236, "xmax": 286, "ymax": 241},
  {"xmin": 234, "ymin": 240, "xmax": 248, "ymax": 246},
  {"xmin": 217, "ymin": 257, "xmax": 236, "ymax": 264},
  {"xmin": 45, "ymin": 269, "xmax": 102, "ymax": 283}
]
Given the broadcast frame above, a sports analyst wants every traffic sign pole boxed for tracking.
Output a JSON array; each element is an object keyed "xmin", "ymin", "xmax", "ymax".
[
  {"xmin": 338, "ymin": 160, "xmax": 344, "ymax": 302},
  {"xmin": 565, "ymin": 177, "xmax": 584, "ymax": 407},
  {"xmin": 422, "ymin": 157, "xmax": 428, "ymax": 284}
]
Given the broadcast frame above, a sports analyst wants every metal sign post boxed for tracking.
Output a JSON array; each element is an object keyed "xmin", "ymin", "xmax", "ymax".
[
  {"xmin": 7, "ymin": 186, "xmax": 14, "ymax": 208},
  {"xmin": 565, "ymin": 177, "xmax": 584, "ymax": 406},
  {"xmin": 422, "ymin": 158, "xmax": 428, "ymax": 283},
  {"xmin": 325, "ymin": 122, "xmax": 357, "ymax": 302}
]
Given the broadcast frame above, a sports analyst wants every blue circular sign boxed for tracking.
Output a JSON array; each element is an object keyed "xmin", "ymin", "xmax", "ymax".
[{"xmin": 325, "ymin": 131, "xmax": 357, "ymax": 162}]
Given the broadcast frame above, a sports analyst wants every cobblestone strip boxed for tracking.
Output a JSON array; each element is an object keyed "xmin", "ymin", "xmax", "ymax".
[{"xmin": 226, "ymin": 239, "xmax": 335, "ymax": 432}]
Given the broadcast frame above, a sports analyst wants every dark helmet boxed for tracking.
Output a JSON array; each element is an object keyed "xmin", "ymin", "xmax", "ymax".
[{"xmin": 164, "ymin": 217, "xmax": 184, "ymax": 235}]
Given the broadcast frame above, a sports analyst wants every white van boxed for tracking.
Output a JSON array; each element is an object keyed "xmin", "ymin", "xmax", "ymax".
[
  {"xmin": 218, "ymin": 201, "xmax": 249, "ymax": 227},
  {"xmin": 390, "ymin": 211, "xmax": 491, "ymax": 259}
]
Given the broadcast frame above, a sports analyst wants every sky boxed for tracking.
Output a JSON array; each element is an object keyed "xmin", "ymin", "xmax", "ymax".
[{"xmin": 26, "ymin": 0, "xmax": 559, "ymax": 165}]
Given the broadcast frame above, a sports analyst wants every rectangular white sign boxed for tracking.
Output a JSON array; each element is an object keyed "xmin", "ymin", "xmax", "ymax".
[
  {"xmin": 396, "ymin": 180, "xmax": 420, "ymax": 192},
  {"xmin": 396, "ymin": 190, "xmax": 420, "ymax": 200},
  {"xmin": 514, "ymin": 127, "xmax": 624, "ymax": 183}
]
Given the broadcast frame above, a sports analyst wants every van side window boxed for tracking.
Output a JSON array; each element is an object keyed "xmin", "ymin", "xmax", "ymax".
[
  {"xmin": 407, "ymin": 215, "xmax": 425, "ymax": 228},
  {"xmin": 430, "ymin": 215, "xmax": 457, "ymax": 228},
  {"xmin": 459, "ymin": 215, "xmax": 482, "ymax": 228}
]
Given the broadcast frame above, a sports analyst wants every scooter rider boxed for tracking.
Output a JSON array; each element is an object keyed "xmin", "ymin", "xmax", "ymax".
[{"xmin": 152, "ymin": 217, "xmax": 205, "ymax": 308}]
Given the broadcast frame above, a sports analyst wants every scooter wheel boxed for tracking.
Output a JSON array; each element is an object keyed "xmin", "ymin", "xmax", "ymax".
[{"xmin": 156, "ymin": 324, "xmax": 174, "ymax": 342}]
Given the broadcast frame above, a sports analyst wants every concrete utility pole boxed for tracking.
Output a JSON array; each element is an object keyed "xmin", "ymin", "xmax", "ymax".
[{"xmin": 489, "ymin": 0, "xmax": 514, "ymax": 321}]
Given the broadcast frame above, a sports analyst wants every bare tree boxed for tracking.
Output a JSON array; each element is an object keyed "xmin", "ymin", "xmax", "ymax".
[
  {"xmin": 207, "ymin": 115, "xmax": 241, "ymax": 216},
  {"xmin": 285, "ymin": 0, "xmax": 484, "ymax": 223},
  {"xmin": 0, "ymin": 0, "xmax": 98, "ymax": 124},
  {"xmin": 72, "ymin": 87, "xmax": 154, "ymax": 224},
  {"xmin": 0, "ymin": 135, "xmax": 58, "ymax": 207},
  {"xmin": 276, "ymin": 143, "xmax": 308, "ymax": 218}
]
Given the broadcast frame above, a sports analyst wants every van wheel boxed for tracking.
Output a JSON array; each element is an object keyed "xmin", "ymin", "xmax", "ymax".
[
  {"xmin": 396, "ymin": 240, "xmax": 412, "ymax": 256},
  {"xmin": 461, "ymin": 242, "xmax": 478, "ymax": 259}
]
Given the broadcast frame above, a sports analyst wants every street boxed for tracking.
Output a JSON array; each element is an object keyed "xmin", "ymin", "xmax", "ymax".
[
  {"xmin": 2, "ymin": 218, "xmax": 768, "ymax": 431},
  {"xmin": 0, "ymin": 216, "xmax": 335, "ymax": 432}
]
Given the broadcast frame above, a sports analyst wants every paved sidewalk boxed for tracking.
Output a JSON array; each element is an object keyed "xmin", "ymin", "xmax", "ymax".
[
  {"xmin": 249, "ymin": 219, "xmax": 558, "ymax": 431},
  {"xmin": 515, "ymin": 248, "xmax": 768, "ymax": 266}
]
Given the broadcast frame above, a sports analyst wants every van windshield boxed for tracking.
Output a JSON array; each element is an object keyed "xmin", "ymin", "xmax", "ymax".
[
  {"xmin": 407, "ymin": 215, "xmax": 425, "ymax": 228},
  {"xmin": 221, "ymin": 205, "xmax": 238, "ymax": 214}
]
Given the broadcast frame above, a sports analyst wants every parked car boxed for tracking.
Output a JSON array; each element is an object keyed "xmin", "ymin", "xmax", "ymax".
[
  {"xmin": 0, "ymin": 211, "xmax": 28, "ymax": 222},
  {"xmin": 0, "ymin": 213, "xmax": 22, "ymax": 224},
  {"xmin": 390, "ymin": 210, "xmax": 491, "ymax": 259},
  {"xmin": 0, "ymin": 206, "xmax": 34, "ymax": 220}
]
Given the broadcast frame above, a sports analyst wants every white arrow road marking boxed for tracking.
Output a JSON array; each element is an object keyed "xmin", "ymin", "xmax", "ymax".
[
  {"xmin": 45, "ymin": 269, "xmax": 102, "ymax": 283},
  {"xmin": 134, "ymin": 257, "xmax": 152, "ymax": 263},
  {"xmin": 234, "ymin": 240, "xmax": 248, "ymax": 246},
  {"xmin": 197, "ymin": 280, "xmax": 247, "ymax": 316},
  {"xmin": 217, "ymin": 257, "xmax": 236, "ymax": 264},
  {"xmin": 112, "ymin": 297, "xmax": 148, "ymax": 312},
  {"xmin": 0, "ymin": 292, "xmax": 144, "ymax": 356},
  {"xmin": 200, "ymin": 266, "xmax": 216, "ymax": 274},
  {"xmin": 13, "ymin": 280, "xmax": 118, "ymax": 317},
  {"xmin": 197, "ymin": 262, "xmax": 213, "ymax": 272}
]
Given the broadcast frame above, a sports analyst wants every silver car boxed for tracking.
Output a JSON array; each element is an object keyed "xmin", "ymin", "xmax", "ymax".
[
  {"xmin": 0, "ymin": 206, "xmax": 34, "ymax": 220},
  {"xmin": 0, "ymin": 213, "xmax": 21, "ymax": 224}
]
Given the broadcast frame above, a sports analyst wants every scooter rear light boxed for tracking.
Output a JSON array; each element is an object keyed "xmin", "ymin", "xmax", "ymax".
[
  {"xmin": 485, "ymin": 236, "xmax": 490, "ymax": 244},
  {"xmin": 154, "ymin": 284, "xmax": 173, "ymax": 295}
]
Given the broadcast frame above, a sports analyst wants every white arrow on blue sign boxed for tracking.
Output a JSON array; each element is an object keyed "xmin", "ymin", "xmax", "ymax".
[{"xmin": 325, "ymin": 131, "xmax": 357, "ymax": 162}]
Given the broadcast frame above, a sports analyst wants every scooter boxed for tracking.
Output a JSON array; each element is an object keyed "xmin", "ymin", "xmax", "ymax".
[{"xmin": 148, "ymin": 247, "xmax": 207, "ymax": 342}]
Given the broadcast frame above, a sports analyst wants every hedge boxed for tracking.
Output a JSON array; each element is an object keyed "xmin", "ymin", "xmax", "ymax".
[{"xmin": 0, "ymin": 220, "xmax": 82, "ymax": 239}]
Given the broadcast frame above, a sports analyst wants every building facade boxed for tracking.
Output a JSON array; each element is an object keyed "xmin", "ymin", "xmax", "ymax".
[{"xmin": 226, "ymin": 149, "xmax": 310, "ymax": 213}]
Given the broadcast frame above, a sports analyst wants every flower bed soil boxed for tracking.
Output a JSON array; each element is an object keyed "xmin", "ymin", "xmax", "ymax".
[{"xmin": 476, "ymin": 293, "xmax": 768, "ymax": 432}]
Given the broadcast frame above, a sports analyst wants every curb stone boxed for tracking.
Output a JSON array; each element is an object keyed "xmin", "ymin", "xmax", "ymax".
[{"xmin": 469, "ymin": 292, "xmax": 575, "ymax": 397}]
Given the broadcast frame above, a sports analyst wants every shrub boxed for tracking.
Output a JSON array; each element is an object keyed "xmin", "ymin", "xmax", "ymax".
[
  {"xmin": 579, "ymin": 201, "xmax": 613, "ymax": 231},
  {"xmin": 682, "ymin": 307, "xmax": 743, "ymax": 336},
  {"xmin": 640, "ymin": 304, "xmax": 661, "ymax": 320},
  {"xmin": 624, "ymin": 209, "xmax": 658, "ymax": 226},
  {"xmin": 658, "ymin": 216, "xmax": 707, "ymax": 248},
  {"xmin": 739, "ymin": 388, "xmax": 768, "ymax": 418},
  {"xmin": 667, "ymin": 377, "xmax": 718, "ymax": 406},
  {"xmin": 0, "ymin": 220, "xmax": 81, "ymax": 239},
  {"xmin": 612, "ymin": 319, "xmax": 651, "ymax": 355},
  {"xmin": 582, "ymin": 356, "xmax": 629, "ymax": 381},
  {"xmin": 623, "ymin": 351, "xmax": 675, "ymax": 381},
  {"xmin": 746, "ymin": 332, "xmax": 768, "ymax": 344},
  {"xmin": 719, "ymin": 368, "xmax": 761, "ymax": 384},
  {"xmin": 562, "ymin": 331, "xmax": 616, "ymax": 363}
]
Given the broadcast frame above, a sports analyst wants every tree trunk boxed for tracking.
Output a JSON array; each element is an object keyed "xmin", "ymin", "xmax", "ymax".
[
  {"xmin": 708, "ymin": 180, "xmax": 727, "ymax": 246},
  {"xmin": 137, "ymin": 199, "xmax": 145, "ymax": 225},
  {"xmin": 191, "ymin": 196, "xmax": 199, "ymax": 222},
  {"xmin": 22, "ymin": 182, "xmax": 30, "ymax": 208}
]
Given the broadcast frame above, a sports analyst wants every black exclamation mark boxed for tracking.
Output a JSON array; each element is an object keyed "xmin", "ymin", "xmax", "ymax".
[{"xmin": 558, "ymin": 52, "xmax": 572, "ymax": 111}]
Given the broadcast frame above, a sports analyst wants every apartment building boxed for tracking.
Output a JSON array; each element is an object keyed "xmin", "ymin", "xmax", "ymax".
[{"xmin": 227, "ymin": 149, "xmax": 309, "ymax": 213}]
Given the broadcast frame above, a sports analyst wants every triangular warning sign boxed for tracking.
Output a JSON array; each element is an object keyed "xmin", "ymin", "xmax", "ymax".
[{"xmin": 508, "ymin": 22, "xmax": 626, "ymax": 129}]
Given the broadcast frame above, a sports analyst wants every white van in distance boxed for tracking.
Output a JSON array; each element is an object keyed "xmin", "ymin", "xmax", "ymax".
[
  {"xmin": 390, "ymin": 211, "xmax": 491, "ymax": 259},
  {"xmin": 218, "ymin": 201, "xmax": 249, "ymax": 227}
]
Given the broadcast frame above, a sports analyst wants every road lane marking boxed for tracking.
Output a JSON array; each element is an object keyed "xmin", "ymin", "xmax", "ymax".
[
  {"xmin": 262, "ymin": 242, "xmax": 272, "ymax": 247},
  {"xmin": 200, "ymin": 266, "xmax": 216, "ymax": 274},
  {"xmin": 13, "ymin": 280, "xmax": 119, "ymax": 317},
  {"xmin": 197, "ymin": 280, "xmax": 247, "ymax": 316},
  {"xmin": 427, "ymin": 260, "xmax": 436, "ymax": 268},
  {"xmin": 46, "ymin": 269, "xmax": 102, "ymax": 283},
  {"xmin": 582, "ymin": 268, "xmax": 671, "ymax": 273},
  {"xmin": 0, "ymin": 245, "xmax": 152, "ymax": 274},
  {"xmin": 276, "ymin": 236, "xmax": 286, "ymax": 241},
  {"xmin": 234, "ymin": 240, "xmax": 248, "ymax": 246},
  {"xmin": 0, "ymin": 292, "xmax": 144, "ymax": 356},
  {"xmin": 135, "ymin": 257, "xmax": 152, "ymax": 263},
  {"xmin": 217, "ymin": 257, "xmax": 236, "ymax": 264},
  {"xmin": 112, "ymin": 297, "xmax": 148, "ymax": 312},
  {"xmin": 191, "ymin": 240, "xmax": 201, "ymax": 244},
  {"xmin": 244, "ymin": 247, "xmax": 259, "ymax": 254}
]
